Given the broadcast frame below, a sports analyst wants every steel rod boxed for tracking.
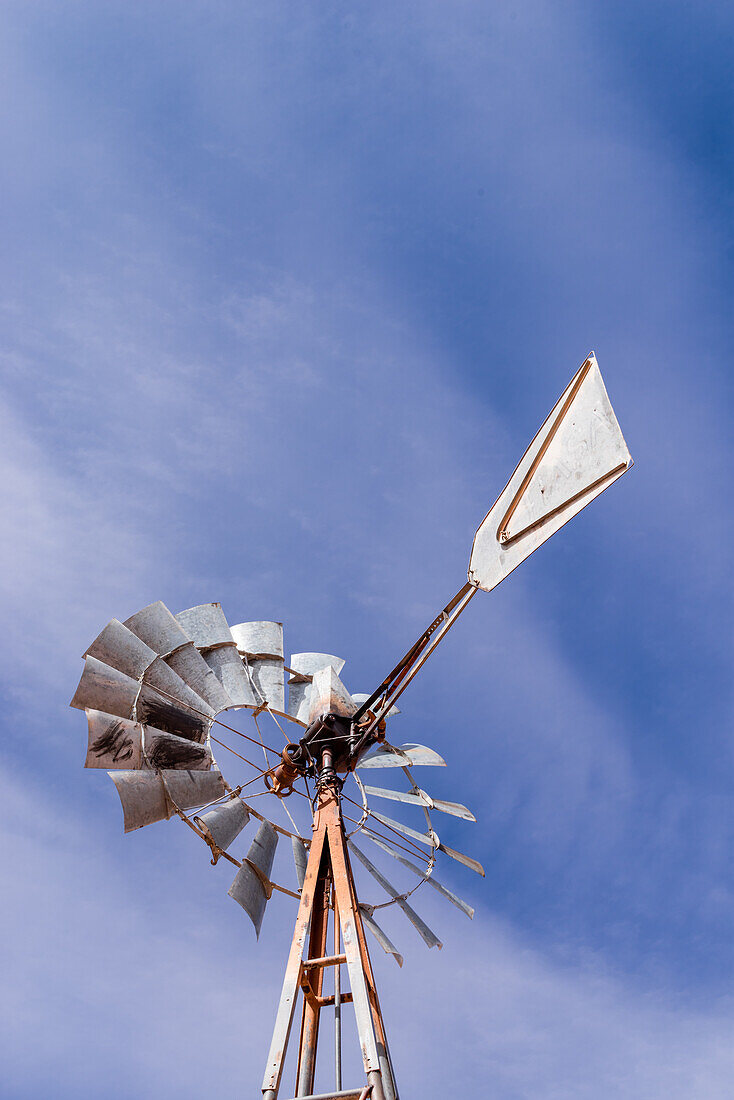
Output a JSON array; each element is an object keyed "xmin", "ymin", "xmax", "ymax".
[{"xmin": 334, "ymin": 885, "xmax": 342, "ymax": 1091}]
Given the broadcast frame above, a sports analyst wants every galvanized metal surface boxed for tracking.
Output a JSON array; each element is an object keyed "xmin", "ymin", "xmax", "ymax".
[
  {"xmin": 109, "ymin": 766, "xmax": 224, "ymax": 833},
  {"xmin": 70, "ymin": 656, "xmax": 139, "ymax": 720},
  {"xmin": 109, "ymin": 769, "xmax": 169, "ymax": 831},
  {"xmin": 194, "ymin": 796, "xmax": 250, "ymax": 853},
  {"xmin": 84, "ymin": 619, "xmax": 157, "ymax": 680},
  {"xmin": 163, "ymin": 767, "xmax": 225, "ymax": 811},
  {"xmin": 356, "ymin": 743, "xmax": 446, "ymax": 770},
  {"xmin": 308, "ymin": 666, "xmax": 358, "ymax": 723},
  {"xmin": 358, "ymin": 907, "xmax": 404, "ymax": 968},
  {"xmin": 228, "ymin": 819, "xmax": 278, "ymax": 937},
  {"xmin": 124, "ymin": 601, "xmax": 190, "ymax": 655},
  {"xmin": 85, "ymin": 711, "xmax": 143, "ymax": 769},
  {"xmin": 348, "ymin": 841, "xmax": 442, "ymax": 950},
  {"xmin": 289, "ymin": 652, "xmax": 346, "ymax": 679},
  {"xmin": 362, "ymin": 784, "xmax": 475, "ymax": 821},
  {"xmin": 369, "ymin": 811, "xmax": 485, "ymax": 876},
  {"xmin": 363, "ymin": 830, "xmax": 474, "ymax": 920},
  {"xmin": 286, "ymin": 653, "xmax": 346, "ymax": 725},
  {"xmin": 350, "ymin": 694, "xmax": 399, "ymax": 717},
  {"xmin": 246, "ymin": 656, "xmax": 286, "ymax": 714},
  {"xmin": 175, "ymin": 602, "xmax": 234, "ymax": 649},
  {"xmin": 165, "ymin": 642, "xmax": 233, "ymax": 712},
  {"xmin": 469, "ymin": 354, "xmax": 632, "ymax": 592},
  {"xmin": 143, "ymin": 727, "xmax": 212, "ymax": 771},
  {"xmin": 142, "ymin": 656, "xmax": 213, "ymax": 720},
  {"xmin": 230, "ymin": 620, "xmax": 284, "ymax": 659},
  {"xmin": 202, "ymin": 644, "xmax": 256, "ymax": 706},
  {"xmin": 285, "ymin": 678, "xmax": 312, "ymax": 725},
  {"xmin": 135, "ymin": 683, "xmax": 209, "ymax": 743},
  {"xmin": 291, "ymin": 835, "xmax": 308, "ymax": 890}
]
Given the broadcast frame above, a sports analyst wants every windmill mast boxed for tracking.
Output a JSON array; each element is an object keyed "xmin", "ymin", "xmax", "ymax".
[{"xmin": 263, "ymin": 748, "xmax": 398, "ymax": 1100}]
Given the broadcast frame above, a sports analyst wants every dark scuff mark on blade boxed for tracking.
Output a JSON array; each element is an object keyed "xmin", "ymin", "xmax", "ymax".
[
  {"xmin": 147, "ymin": 739, "xmax": 208, "ymax": 770},
  {"xmin": 90, "ymin": 720, "xmax": 134, "ymax": 763},
  {"xmin": 137, "ymin": 696, "xmax": 207, "ymax": 742}
]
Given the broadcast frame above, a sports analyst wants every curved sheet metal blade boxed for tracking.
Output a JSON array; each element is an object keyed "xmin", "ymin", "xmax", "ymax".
[
  {"xmin": 165, "ymin": 643, "xmax": 233, "ymax": 713},
  {"xmin": 430, "ymin": 796, "xmax": 476, "ymax": 822},
  {"xmin": 370, "ymin": 811, "xmax": 485, "ymax": 876},
  {"xmin": 228, "ymin": 820, "xmax": 278, "ymax": 938},
  {"xmin": 143, "ymin": 727, "xmax": 212, "ymax": 770},
  {"xmin": 469, "ymin": 354, "xmax": 633, "ymax": 593},
  {"xmin": 363, "ymin": 829, "xmax": 474, "ymax": 919},
  {"xmin": 162, "ymin": 767, "xmax": 225, "ymax": 812},
  {"xmin": 245, "ymin": 656, "xmax": 286, "ymax": 714},
  {"xmin": 230, "ymin": 621, "xmax": 283, "ymax": 660},
  {"xmin": 351, "ymin": 693, "xmax": 400, "ymax": 717},
  {"xmin": 175, "ymin": 603, "xmax": 234, "ymax": 650},
  {"xmin": 362, "ymin": 784, "xmax": 475, "ymax": 822},
  {"xmin": 124, "ymin": 601, "xmax": 190, "ymax": 656},
  {"xmin": 355, "ymin": 744, "xmax": 412, "ymax": 769},
  {"xmin": 359, "ymin": 906, "xmax": 403, "ymax": 968},
  {"xmin": 287, "ymin": 653, "xmax": 346, "ymax": 724},
  {"xmin": 109, "ymin": 767, "xmax": 224, "ymax": 832},
  {"xmin": 142, "ymin": 657, "xmax": 213, "ymax": 717},
  {"xmin": 349, "ymin": 840, "xmax": 442, "ymax": 949},
  {"xmin": 85, "ymin": 711, "xmax": 143, "ymax": 769},
  {"xmin": 288, "ymin": 652, "xmax": 345, "ymax": 680},
  {"xmin": 194, "ymin": 796, "xmax": 250, "ymax": 852},
  {"xmin": 291, "ymin": 835, "xmax": 308, "ymax": 890},
  {"xmin": 135, "ymin": 682, "xmax": 209, "ymax": 744},
  {"xmin": 436, "ymin": 839, "xmax": 485, "ymax": 878},
  {"xmin": 203, "ymin": 645, "xmax": 256, "ymax": 707},
  {"xmin": 85, "ymin": 619, "xmax": 157, "ymax": 680},
  {"xmin": 70, "ymin": 656, "xmax": 139, "ymax": 720},
  {"xmin": 356, "ymin": 743, "xmax": 446, "ymax": 770},
  {"xmin": 109, "ymin": 770, "xmax": 169, "ymax": 831}
]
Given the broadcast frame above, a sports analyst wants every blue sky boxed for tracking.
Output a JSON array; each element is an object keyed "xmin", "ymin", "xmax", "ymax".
[{"xmin": 1, "ymin": 2, "xmax": 733, "ymax": 1097}]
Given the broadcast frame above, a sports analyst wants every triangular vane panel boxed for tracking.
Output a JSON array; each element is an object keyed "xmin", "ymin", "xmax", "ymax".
[{"xmin": 469, "ymin": 354, "xmax": 633, "ymax": 592}]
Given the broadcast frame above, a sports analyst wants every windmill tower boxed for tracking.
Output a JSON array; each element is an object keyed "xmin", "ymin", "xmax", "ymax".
[{"xmin": 71, "ymin": 354, "xmax": 632, "ymax": 1098}]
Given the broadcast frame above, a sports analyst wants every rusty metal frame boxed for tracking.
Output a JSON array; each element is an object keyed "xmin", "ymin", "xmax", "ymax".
[{"xmin": 262, "ymin": 785, "xmax": 398, "ymax": 1100}]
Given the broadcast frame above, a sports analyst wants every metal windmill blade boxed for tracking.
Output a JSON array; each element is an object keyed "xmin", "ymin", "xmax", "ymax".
[
  {"xmin": 287, "ymin": 652, "xmax": 346, "ymax": 725},
  {"xmin": 73, "ymin": 354, "xmax": 632, "ymax": 1100}
]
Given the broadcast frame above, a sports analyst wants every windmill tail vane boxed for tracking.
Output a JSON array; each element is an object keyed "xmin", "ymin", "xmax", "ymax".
[{"xmin": 70, "ymin": 352, "xmax": 632, "ymax": 1099}]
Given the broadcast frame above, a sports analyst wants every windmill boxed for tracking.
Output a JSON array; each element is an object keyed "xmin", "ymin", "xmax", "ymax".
[{"xmin": 71, "ymin": 353, "xmax": 632, "ymax": 1100}]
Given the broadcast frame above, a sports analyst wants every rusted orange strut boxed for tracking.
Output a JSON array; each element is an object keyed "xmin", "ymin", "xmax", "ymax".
[{"xmin": 261, "ymin": 785, "xmax": 398, "ymax": 1100}]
